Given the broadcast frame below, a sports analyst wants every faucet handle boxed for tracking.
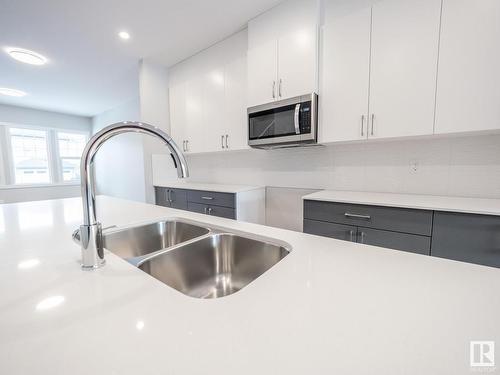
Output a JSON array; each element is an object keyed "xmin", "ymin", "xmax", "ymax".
[
  {"xmin": 72, "ymin": 228, "xmax": 81, "ymax": 244},
  {"xmin": 72, "ymin": 224, "xmax": 116, "ymax": 245}
]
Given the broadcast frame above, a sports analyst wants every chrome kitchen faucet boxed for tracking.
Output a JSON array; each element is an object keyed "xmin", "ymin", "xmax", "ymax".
[{"xmin": 73, "ymin": 121, "xmax": 189, "ymax": 270}]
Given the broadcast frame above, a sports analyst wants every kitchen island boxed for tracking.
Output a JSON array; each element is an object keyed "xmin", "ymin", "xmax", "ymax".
[{"xmin": 1, "ymin": 196, "xmax": 499, "ymax": 374}]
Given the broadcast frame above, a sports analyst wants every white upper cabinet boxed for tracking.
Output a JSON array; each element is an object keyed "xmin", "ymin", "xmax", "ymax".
[
  {"xmin": 247, "ymin": 0, "xmax": 319, "ymax": 107},
  {"xmin": 278, "ymin": 26, "xmax": 318, "ymax": 100},
  {"xmin": 320, "ymin": 0, "xmax": 441, "ymax": 142},
  {"xmin": 184, "ymin": 75, "xmax": 204, "ymax": 153},
  {"xmin": 435, "ymin": 0, "xmax": 500, "ymax": 134},
  {"xmin": 247, "ymin": 39, "xmax": 278, "ymax": 107},
  {"xmin": 368, "ymin": 0, "xmax": 441, "ymax": 139},
  {"xmin": 169, "ymin": 81, "xmax": 187, "ymax": 151},
  {"xmin": 320, "ymin": 1, "xmax": 372, "ymax": 143},
  {"xmin": 168, "ymin": 30, "xmax": 248, "ymax": 154},
  {"xmin": 203, "ymin": 67, "xmax": 226, "ymax": 153},
  {"xmin": 224, "ymin": 32, "xmax": 249, "ymax": 151}
]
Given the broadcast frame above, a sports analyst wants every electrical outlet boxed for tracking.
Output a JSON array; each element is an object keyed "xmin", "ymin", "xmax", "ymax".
[{"xmin": 409, "ymin": 160, "xmax": 419, "ymax": 173}]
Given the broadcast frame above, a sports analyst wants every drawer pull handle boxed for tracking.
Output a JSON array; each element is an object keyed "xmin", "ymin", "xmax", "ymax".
[
  {"xmin": 345, "ymin": 212, "xmax": 371, "ymax": 220},
  {"xmin": 349, "ymin": 230, "xmax": 355, "ymax": 242},
  {"xmin": 201, "ymin": 196, "xmax": 214, "ymax": 200}
]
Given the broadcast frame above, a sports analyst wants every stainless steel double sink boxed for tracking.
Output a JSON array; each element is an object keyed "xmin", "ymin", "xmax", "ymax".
[{"xmin": 102, "ymin": 219, "xmax": 291, "ymax": 299}]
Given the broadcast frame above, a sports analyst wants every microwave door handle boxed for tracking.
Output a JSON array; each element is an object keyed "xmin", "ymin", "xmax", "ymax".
[{"xmin": 294, "ymin": 104, "xmax": 301, "ymax": 134}]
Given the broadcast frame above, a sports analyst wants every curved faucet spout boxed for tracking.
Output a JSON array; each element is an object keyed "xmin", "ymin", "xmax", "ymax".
[{"xmin": 77, "ymin": 121, "xmax": 189, "ymax": 269}]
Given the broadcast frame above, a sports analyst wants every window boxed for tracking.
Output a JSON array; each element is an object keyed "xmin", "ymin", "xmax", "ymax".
[
  {"xmin": 57, "ymin": 132, "xmax": 87, "ymax": 182},
  {"xmin": 9, "ymin": 128, "xmax": 50, "ymax": 184},
  {"xmin": 0, "ymin": 124, "xmax": 89, "ymax": 186}
]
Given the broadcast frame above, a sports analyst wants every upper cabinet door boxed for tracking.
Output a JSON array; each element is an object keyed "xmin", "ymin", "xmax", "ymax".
[
  {"xmin": 169, "ymin": 81, "xmax": 187, "ymax": 148},
  {"xmin": 368, "ymin": 0, "xmax": 441, "ymax": 139},
  {"xmin": 319, "ymin": 2, "xmax": 372, "ymax": 143},
  {"xmin": 202, "ymin": 67, "xmax": 226, "ymax": 153},
  {"xmin": 224, "ymin": 31, "xmax": 249, "ymax": 151},
  {"xmin": 185, "ymin": 75, "xmax": 204, "ymax": 153},
  {"xmin": 278, "ymin": 25, "xmax": 318, "ymax": 100},
  {"xmin": 247, "ymin": 39, "xmax": 278, "ymax": 107},
  {"xmin": 247, "ymin": 0, "xmax": 319, "ymax": 107},
  {"xmin": 435, "ymin": 0, "xmax": 500, "ymax": 134}
]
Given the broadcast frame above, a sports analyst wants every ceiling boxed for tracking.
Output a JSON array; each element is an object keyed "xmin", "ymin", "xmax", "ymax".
[{"xmin": 0, "ymin": 0, "xmax": 282, "ymax": 117}]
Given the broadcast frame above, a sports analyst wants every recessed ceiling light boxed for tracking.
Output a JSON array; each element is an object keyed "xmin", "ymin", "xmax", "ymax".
[
  {"xmin": 0, "ymin": 87, "xmax": 27, "ymax": 97},
  {"xmin": 118, "ymin": 31, "xmax": 130, "ymax": 40},
  {"xmin": 5, "ymin": 47, "xmax": 48, "ymax": 65}
]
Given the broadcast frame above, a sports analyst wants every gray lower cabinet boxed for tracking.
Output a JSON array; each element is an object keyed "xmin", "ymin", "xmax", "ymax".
[
  {"xmin": 431, "ymin": 211, "xmax": 500, "ymax": 268},
  {"xmin": 304, "ymin": 218, "xmax": 430, "ymax": 255},
  {"xmin": 304, "ymin": 199, "xmax": 500, "ymax": 268},
  {"xmin": 358, "ymin": 228, "xmax": 430, "ymax": 255},
  {"xmin": 304, "ymin": 200, "xmax": 432, "ymax": 255},
  {"xmin": 187, "ymin": 202, "xmax": 236, "ymax": 220},
  {"xmin": 155, "ymin": 186, "xmax": 236, "ymax": 220},
  {"xmin": 303, "ymin": 219, "xmax": 357, "ymax": 242},
  {"xmin": 155, "ymin": 187, "xmax": 187, "ymax": 210},
  {"xmin": 304, "ymin": 200, "xmax": 433, "ymax": 236},
  {"xmin": 187, "ymin": 190, "xmax": 235, "ymax": 208}
]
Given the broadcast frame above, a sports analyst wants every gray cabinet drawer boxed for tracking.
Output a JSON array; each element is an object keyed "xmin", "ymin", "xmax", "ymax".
[
  {"xmin": 187, "ymin": 190, "xmax": 235, "ymax": 208},
  {"xmin": 431, "ymin": 212, "xmax": 500, "ymax": 268},
  {"xmin": 304, "ymin": 219, "xmax": 357, "ymax": 242},
  {"xmin": 304, "ymin": 200, "xmax": 432, "ymax": 236},
  {"xmin": 358, "ymin": 227, "xmax": 431, "ymax": 255},
  {"xmin": 187, "ymin": 202, "xmax": 236, "ymax": 220}
]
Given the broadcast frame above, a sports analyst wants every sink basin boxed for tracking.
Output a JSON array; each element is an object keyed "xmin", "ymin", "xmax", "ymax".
[
  {"xmin": 103, "ymin": 220, "xmax": 210, "ymax": 259},
  {"xmin": 138, "ymin": 233, "xmax": 290, "ymax": 299}
]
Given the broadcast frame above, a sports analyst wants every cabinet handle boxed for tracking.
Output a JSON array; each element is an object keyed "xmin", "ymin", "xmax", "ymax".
[
  {"xmin": 345, "ymin": 212, "xmax": 371, "ymax": 220},
  {"xmin": 221, "ymin": 135, "xmax": 225, "ymax": 149},
  {"xmin": 349, "ymin": 230, "xmax": 355, "ymax": 242},
  {"xmin": 204, "ymin": 207, "xmax": 208, "ymax": 214},
  {"xmin": 182, "ymin": 140, "xmax": 185, "ymax": 152},
  {"xmin": 360, "ymin": 231, "xmax": 366, "ymax": 244},
  {"xmin": 207, "ymin": 207, "xmax": 213, "ymax": 215},
  {"xmin": 225, "ymin": 134, "xmax": 229, "ymax": 149},
  {"xmin": 201, "ymin": 196, "xmax": 214, "ymax": 200},
  {"xmin": 361, "ymin": 115, "xmax": 365, "ymax": 136},
  {"xmin": 167, "ymin": 189, "xmax": 173, "ymax": 203},
  {"xmin": 278, "ymin": 78, "xmax": 282, "ymax": 98},
  {"xmin": 370, "ymin": 114, "xmax": 375, "ymax": 136},
  {"xmin": 186, "ymin": 140, "xmax": 189, "ymax": 152},
  {"xmin": 272, "ymin": 81, "xmax": 276, "ymax": 99}
]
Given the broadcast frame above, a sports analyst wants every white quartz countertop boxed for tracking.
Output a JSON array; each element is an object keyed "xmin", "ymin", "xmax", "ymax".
[
  {"xmin": 1, "ymin": 196, "xmax": 499, "ymax": 375},
  {"xmin": 153, "ymin": 181, "xmax": 264, "ymax": 193},
  {"xmin": 303, "ymin": 190, "xmax": 500, "ymax": 216}
]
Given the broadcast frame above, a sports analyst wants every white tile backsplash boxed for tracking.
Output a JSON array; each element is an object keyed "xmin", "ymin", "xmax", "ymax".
[{"xmin": 173, "ymin": 133, "xmax": 500, "ymax": 199}]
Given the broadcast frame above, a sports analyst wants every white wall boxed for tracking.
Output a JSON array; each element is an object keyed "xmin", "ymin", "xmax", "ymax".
[
  {"xmin": 138, "ymin": 59, "xmax": 171, "ymax": 203},
  {"xmin": 0, "ymin": 103, "xmax": 91, "ymax": 131},
  {"xmin": 0, "ymin": 104, "xmax": 92, "ymax": 204},
  {"xmin": 91, "ymin": 98, "xmax": 146, "ymax": 202}
]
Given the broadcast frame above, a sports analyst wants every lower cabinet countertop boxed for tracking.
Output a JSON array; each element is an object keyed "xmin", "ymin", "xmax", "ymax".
[
  {"xmin": 1, "ymin": 196, "xmax": 499, "ymax": 375},
  {"xmin": 153, "ymin": 181, "xmax": 264, "ymax": 193},
  {"xmin": 303, "ymin": 190, "xmax": 500, "ymax": 216}
]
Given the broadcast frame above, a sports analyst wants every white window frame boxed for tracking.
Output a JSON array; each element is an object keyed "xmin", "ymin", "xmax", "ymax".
[
  {"xmin": 53, "ymin": 129, "xmax": 89, "ymax": 184},
  {"xmin": 0, "ymin": 122, "xmax": 89, "ymax": 189}
]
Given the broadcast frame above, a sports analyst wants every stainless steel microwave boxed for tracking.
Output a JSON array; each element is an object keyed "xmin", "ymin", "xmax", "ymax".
[{"xmin": 247, "ymin": 93, "xmax": 318, "ymax": 149}]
